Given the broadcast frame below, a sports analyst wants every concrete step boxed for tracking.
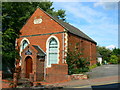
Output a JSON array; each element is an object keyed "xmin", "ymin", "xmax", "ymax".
[{"xmin": 17, "ymin": 78, "xmax": 33, "ymax": 87}]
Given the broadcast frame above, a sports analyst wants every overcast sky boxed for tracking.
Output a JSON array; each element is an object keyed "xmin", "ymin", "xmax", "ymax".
[{"xmin": 51, "ymin": 0, "xmax": 118, "ymax": 49}]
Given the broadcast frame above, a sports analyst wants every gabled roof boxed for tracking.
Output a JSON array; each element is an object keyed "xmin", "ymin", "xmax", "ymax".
[
  {"xmin": 38, "ymin": 8, "xmax": 97, "ymax": 44},
  {"xmin": 32, "ymin": 45, "xmax": 46, "ymax": 56}
]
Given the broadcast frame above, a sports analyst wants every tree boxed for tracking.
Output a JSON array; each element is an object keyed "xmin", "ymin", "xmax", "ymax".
[
  {"xmin": 97, "ymin": 46, "xmax": 112, "ymax": 63},
  {"xmin": 109, "ymin": 55, "xmax": 118, "ymax": 64},
  {"xmin": 2, "ymin": 2, "xmax": 66, "ymax": 73},
  {"xmin": 111, "ymin": 48, "xmax": 120, "ymax": 56},
  {"xmin": 111, "ymin": 48, "xmax": 120, "ymax": 64},
  {"xmin": 66, "ymin": 47, "xmax": 90, "ymax": 75}
]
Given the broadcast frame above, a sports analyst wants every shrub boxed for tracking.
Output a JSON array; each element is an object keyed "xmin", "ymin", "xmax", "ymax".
[
  {"xmin": 66, "ymin": 48, "xmax": 90, "ymax": 75},
  {"xmin": 89, "ymin": 64, "xmax": 97, "ymax": 70},
  {"xmin": 109, "ymin": 55, "xmax": 118, "ymax": 64},
  {"xmin": 96, "ymin": 62, "xmax": 101, "ymax": 66}
]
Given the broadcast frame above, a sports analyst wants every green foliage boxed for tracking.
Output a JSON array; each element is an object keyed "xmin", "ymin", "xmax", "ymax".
[
  {"xmin": 96, "ymin": 62, "xmax": 101, "ymax": 66},
  {"xmin": 97, "ymin": 46, "xmax": 120, "ymax": 64},
  {"xmin": 118, "ymin": 56, "xmax": 120, "ymax": 64},
  {"xmin": 111, "ymin": 48, "xmax": 120, "ymax": 56},
  {"xmin": 2, "ymin": 2, "xmax": 66, "ymax": 72},
  {"xmin": 97, "ymin": 46, "xmax": 112, "ymax": 62},
  {"xmin": 66, "ymin": 48, "xmax": 90, "ymax": 75},
  {"xmin": 52, "ymin": 9, "xmax": 66, "ymax": 21},
  {"xmin": 89, "ymin": 64, "xmax": 97, "ymax": 70},
  {"xmin": 111, "ymin": 48, "xmax": 120, "ymax": 64},
  {"xmin": 109, "ymin": 55, "xmax": 118, "ymax": 64}
]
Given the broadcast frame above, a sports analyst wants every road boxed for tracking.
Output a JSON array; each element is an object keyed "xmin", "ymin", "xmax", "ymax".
[
  {"xmin": 92, "ymin": 83, "xmax": 120, "ymax": 89},
  {"xmin": 73, "ymin": 64, "xmax": 119, "ymax": 89},
  {"xmin": 86, "ymin": 64, "xmax": 119, "ymax": 79},
  {"xmin": 42, "ymin": 64, "xmax": 119, "ymax": 89}
]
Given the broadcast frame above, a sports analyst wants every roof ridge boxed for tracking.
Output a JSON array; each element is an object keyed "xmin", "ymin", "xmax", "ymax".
[
  {"xmin": 36, "ymin": 8, "xmax": 96, "ymax": 44},
  {"xmin": 64, "ymin": 22, "xmax": 96, "ymax": 42}
]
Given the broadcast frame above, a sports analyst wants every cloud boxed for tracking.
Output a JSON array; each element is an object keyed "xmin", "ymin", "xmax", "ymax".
[
  {"xmin": 106, "ymin": 45, "xmax": 116, "ymax": 50},
  {"xmin": 94, "ymin": 2, "xmax": 118, "ymax": 10},
  {"xmin": 54, "ymin": 2, "xmax": 105, "ymax": 23},
  {"xmin": 77, "ymin": 24, "xmax": 118, "ymax": 46},
  {"xmin": 53, "ymin": 2, "xmax": 118, "ymax": 47}
]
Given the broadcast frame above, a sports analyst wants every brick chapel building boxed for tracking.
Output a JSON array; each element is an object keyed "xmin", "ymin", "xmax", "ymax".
[{"xmin": 15, "ymin": 8, "xmax": 97, "ymax": 83}]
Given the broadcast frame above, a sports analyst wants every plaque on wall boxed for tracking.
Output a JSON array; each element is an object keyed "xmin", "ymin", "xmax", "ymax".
[
  {"xmin": 25, "ymin": 49, "xmax": 32, "ymax": 55},
  {"xmin": 34, "ymin": 18, "xmax": 42, "ymax": 24}
]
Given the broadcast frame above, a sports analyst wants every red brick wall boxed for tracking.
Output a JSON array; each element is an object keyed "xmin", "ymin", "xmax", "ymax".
[
  {"xmin": 68, "ymin": 33, "xmax": 97, "ymax": 65},
  {"xmin": 45, "ymin": 64, "xmax": 68, "ymax": 83},
  {"xmin": 91, "ymin": 43, "xmax": 97, "ymax": 65},
  {"xmin": 16, "ymin": 8, "xmax": 96, "ymax": 83},
  {"xmin": 36, "ymin": 59, "xmax": 44, "ymax": 81},
  {"xmin": 20, "ymin": 8, "xmax": 64, "ymax": 36},
  {"xmin": 16, "ymin": 8, "xmax": 66, "ymax": 65},
  {"xmin": 16, "ymin": 8, "xmax": 69, "ymax": 83}
]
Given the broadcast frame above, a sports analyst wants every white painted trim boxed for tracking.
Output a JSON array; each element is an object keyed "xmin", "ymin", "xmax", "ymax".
[
  {"xmin": 19, "ymin": 38, "xmax": 30, "ymax": 66},
  {"xmin": 20, "ymin": 38, "xmax": 30, "ymax": 56},
  {"xmin": 46, "ymin": 35, "xmax": 60, "ymax": 67},
  {"xmin": 64, "ymin": 33, "xmax": 68, "ymax": 63},
  {"xmin": 65, "ymin": 33, "xmax": 68, "ymax": 52},
  {"xmin": 62, "ymin": 33, "xmax": 64, "ymax": 63}
]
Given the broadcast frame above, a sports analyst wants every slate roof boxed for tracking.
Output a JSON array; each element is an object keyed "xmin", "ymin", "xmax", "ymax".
[
  {"xmin": 55, "ymin": 18, "xmax": 97, "ymax": 44},
  {"xmin": 32, "ymin": 45, "xmax": 46, "ymax": 56},
  {"xmin": 39, "ymin": 8, "xmax": 96, "ymax": 44}
]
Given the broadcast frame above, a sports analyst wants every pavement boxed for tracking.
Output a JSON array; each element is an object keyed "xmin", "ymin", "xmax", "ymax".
[
  {"xmin": 2, "ymin": 64, "xmax": 120, "ymax": 89},
  {"xmin": 45, "ymin": 75, "xmax": 119, "ymax": 88},
  {"xmin": 45, "ymin": 64, "xmax": 119, "ymax": 89}
]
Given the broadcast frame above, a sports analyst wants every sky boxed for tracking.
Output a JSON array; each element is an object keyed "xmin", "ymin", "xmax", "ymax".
[{"xmin": 50, "ymin": 0, "xmax": 118, "ymax": 49}]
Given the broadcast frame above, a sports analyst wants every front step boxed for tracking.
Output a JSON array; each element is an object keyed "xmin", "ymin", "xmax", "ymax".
[
  {"xmin": 18, "ymin": 78, "xmax": 29, "ymax": 83},
  {"xmin": 17, "ymin": 78, "xmax": 33, "ymax": 88}
]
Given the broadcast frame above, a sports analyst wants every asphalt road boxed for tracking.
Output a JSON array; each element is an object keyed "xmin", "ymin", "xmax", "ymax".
[
  {"xmin": 92, "ymin": 83, "xmax": 120, "ymax": 89},
  {"xmin": 86, "ymin": 64, "xmax": 119, "ymax": 79},
  {"xmin": 73, "ymin": 64, "xmax": 120, "ymax": 89},
  {"xmin": 73, "ymin": 82, "xmax": 120, "ymax": 89}
]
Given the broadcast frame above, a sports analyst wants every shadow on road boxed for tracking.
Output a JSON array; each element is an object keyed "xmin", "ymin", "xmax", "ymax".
[{"xmin": 92, "ymin": 83, "xmax": 120, "ymax": 90}]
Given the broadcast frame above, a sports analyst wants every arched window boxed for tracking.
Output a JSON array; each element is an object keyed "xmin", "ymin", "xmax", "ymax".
[
  {"xmin": 20, "ymin": 38, "xmax": 30, "ymax": 56},
  {"xmin": 22, "ymin": 40, "xmax": 28, "ymax": 50},
  {"xmin": 48, "ymin": 38, "xmax": 58, "ymax": 66}
]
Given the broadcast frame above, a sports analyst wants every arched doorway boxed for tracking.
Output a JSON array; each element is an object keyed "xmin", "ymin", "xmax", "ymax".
[{"xmin": 25, "ymin": 56, "xmax": 33, "ymax": 78}]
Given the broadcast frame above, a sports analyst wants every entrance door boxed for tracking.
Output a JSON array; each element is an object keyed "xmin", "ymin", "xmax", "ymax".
[{"xmin": 25, "ymin": 56, "xmax": 33, "ymax": 78}]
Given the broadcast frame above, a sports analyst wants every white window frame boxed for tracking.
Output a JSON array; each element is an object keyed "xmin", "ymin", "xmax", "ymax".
[
  {"xmin": 46, "ymin": 35, "xmax": 60, "ymax": 67},
  {"xmin": 20, "ymin": 38, "xmax": 30, "ymax": 56}
]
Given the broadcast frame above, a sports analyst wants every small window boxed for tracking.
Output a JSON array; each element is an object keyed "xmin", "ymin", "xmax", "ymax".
[
  {"xmin": 22, "ymin": 40, "xmax": 28, "ymax": 50},
  {"xmin": 48, "ymin": 38, "xmax": 58, "ymax": 66}
]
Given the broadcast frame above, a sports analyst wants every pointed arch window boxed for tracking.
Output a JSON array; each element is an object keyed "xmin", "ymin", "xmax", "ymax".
[
  {"xmin": 48, "ymin": 38, "xmax": 58, "ymax": 66},
  {"xmin": 22, "ymin": 40, "xmax": 28, "ymax": 50}
]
